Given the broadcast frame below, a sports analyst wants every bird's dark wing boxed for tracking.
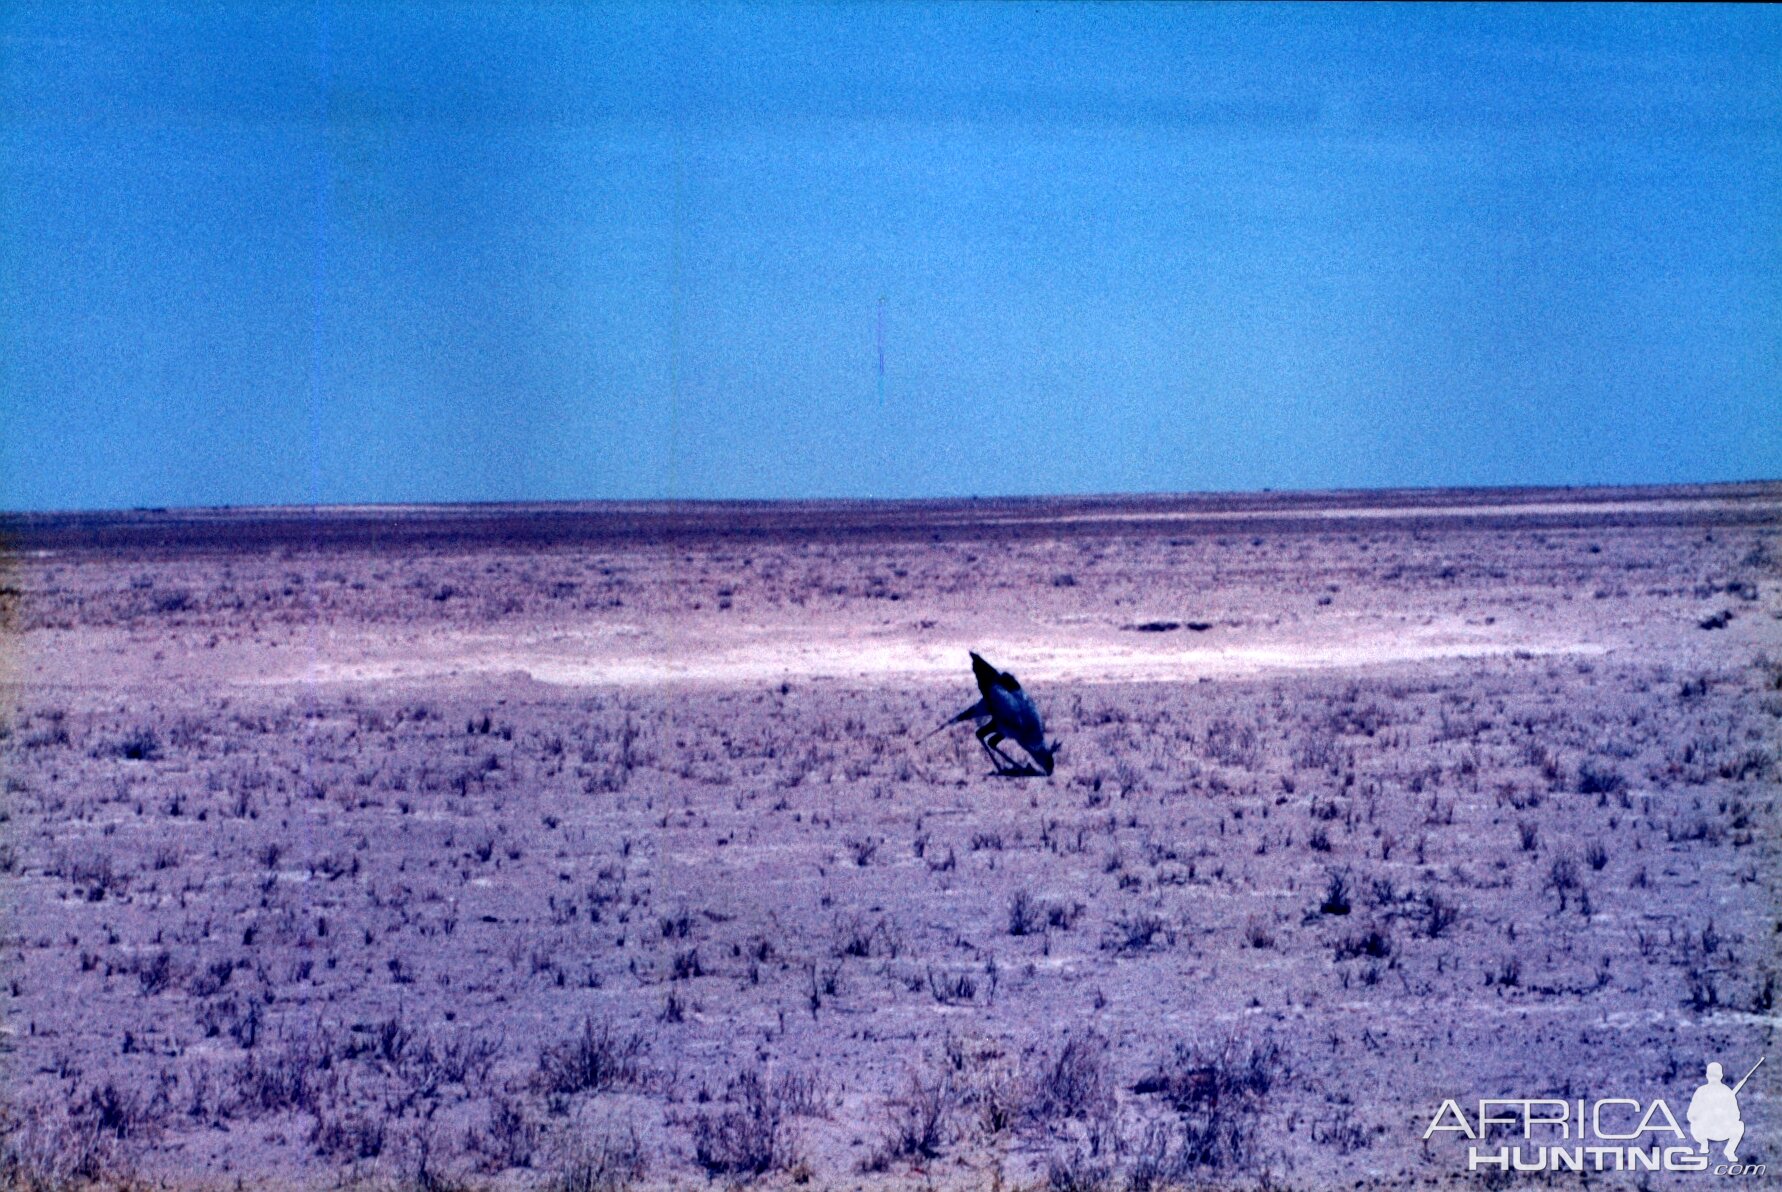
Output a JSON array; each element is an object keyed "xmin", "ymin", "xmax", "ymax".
[
  {"xmin": 986, "ymin": 686, "xmax": 1047, "ymax": 755},
  {"xmin": 970, "ymin": 651, "xmax": 1021, "ymax": 696}
]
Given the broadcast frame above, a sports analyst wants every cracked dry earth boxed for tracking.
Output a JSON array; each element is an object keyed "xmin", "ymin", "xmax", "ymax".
[{"xmin": 1, "ymin": 484, "xmax": 1778, "ymax": 1190}]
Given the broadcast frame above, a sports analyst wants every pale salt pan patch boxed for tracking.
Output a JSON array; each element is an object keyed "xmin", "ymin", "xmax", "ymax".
[{"xmin": 274, "ymin": 632, "xmax": 1607, "ymax": 688}]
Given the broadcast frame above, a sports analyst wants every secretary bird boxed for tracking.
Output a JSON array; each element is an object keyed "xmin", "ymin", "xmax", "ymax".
[{"xmin": 923, "ymin": 651, "xmax": 1058, "ymax": 776}]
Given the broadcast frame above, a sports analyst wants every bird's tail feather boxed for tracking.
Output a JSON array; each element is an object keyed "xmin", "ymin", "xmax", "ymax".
[{"xmin": 919, "ymin": 700, "xmax": 986, "ymax": 741}]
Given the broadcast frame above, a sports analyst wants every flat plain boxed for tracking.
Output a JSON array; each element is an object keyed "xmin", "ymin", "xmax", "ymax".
[{"xmin": 1, "ymin": 484, "xmax": 1778, "ymax": 1190}]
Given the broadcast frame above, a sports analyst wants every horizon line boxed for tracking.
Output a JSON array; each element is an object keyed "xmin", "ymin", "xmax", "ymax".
[{"xmin": 4, "ymin": 477, "xmax": 1780, "ymax": 522}]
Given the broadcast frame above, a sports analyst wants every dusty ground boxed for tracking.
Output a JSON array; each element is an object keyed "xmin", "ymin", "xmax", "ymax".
[{"xmin": 0, "ymin": 484, "xmax": 1778, "ymax": 1190}]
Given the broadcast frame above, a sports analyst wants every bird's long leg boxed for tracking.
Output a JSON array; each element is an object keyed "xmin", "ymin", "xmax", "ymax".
[{"xmin": 976, "ymin": 725, "xmax": 1018, "ymax": 773}]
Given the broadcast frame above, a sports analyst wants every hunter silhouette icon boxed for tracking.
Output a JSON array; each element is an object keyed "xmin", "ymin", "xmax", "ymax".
[{"xmin": 1689, "ymin": 1057, "xmax": 1763, "ymax": 1162}]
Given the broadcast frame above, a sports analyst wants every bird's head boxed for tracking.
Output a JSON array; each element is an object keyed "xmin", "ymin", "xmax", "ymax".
[{"xmin": 1033, "ymin": 739, "xmax": 1060, "ymax": 776}]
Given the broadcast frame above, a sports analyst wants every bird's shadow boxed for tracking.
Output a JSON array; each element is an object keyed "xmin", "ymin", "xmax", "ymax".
[{"xmin": 988, "ymin": 763, "xmax": 1047, "ymax": 779}]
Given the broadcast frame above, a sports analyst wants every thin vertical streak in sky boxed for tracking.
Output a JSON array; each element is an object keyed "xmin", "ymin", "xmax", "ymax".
[
  {"xmin": 877, "ymin": 296, "xmax": 885, "ymax": 405},
  {"xmin": 666, "ymin": 109, "xmax": 686, "ymax": 503},
  {"xmin": 307, "ymin": 3, "xmax": 333, "ymax": 509}
]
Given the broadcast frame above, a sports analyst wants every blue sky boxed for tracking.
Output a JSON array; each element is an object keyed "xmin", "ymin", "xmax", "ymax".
[{"xmin": 2, "ymin": 3, "xmax": 1777, "ymax": 510}]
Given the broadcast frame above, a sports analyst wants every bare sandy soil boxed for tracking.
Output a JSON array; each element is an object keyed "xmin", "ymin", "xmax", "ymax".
[{"xmin": 1, "ymin": 484, "xmax": 1778, "ymax": 1190}]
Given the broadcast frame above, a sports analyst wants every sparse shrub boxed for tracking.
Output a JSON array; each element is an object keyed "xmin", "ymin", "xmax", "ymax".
[
  {"xmin": 770, "ymin": 1069, "xmax": 828, "ymax": 1118},
  {"xmin": 659, "ymin": 992, "xmax": 685, "ymax": 1024},
  {"xmin": 691, "ymin": 1067, "xmax": 795, "ymax": 1177},
  {"xmin": 804, "ymin": 962, "xmax": 841, "ymax": 1016},
  {"xmin": 1046, "ymin": 1141, "xmax": 1113, "ymax": 1192},
  {"xmin": 547, "ymin": 1125, "xmax": 648, "ymax": 1192},
  {"xmin": 1048, "ymin": 901, "xmax": 1083, "ymax": 931},
  {"xmin": 1748, "ymin": 970, "xmax": 1775, "ymax": 1014},
  {"xmin": 196, "ymin": 993, "xmax": 259, "ymax": 1047},
  {"xmin": 1131, "ymin": 1035, "xmax": 1282, "ymax": 1173},
  {"xmin": 1124, "ymin": 1120, "xmax": 1180, "ymax": 1192},
  {"xmin": 21, "ymin": 715, "xmax": 71, "ymax": 751},
  {"xmin": 66, "ymin": 853, "xmax": 122, "ymax": 902},
  {"xmin": 1134, "ymin": 1035, "xmax": 1281, "ymax": 1112},
  {"xmin": 1720, "ymin": 748, "xmax": 1771, "ymax": 782},
  {"xmin": 136, "ymin": 950, "xmax": 174, "ymax": 996},
  {"xmin": 233, "ymin": 1024, "xmax": 335, "ymax": 1117},
  {"xmin": 1311, "ymin": 1106, "xmax": 1373, "ymax": 1153},
  {"xmin": 833, "ymin": 914, "xmax": 899, "ymax": 959},
  {"xmin": 117, "ymin": 727, "xmax": 161, "ymax": 761},
  {"xmin": 77, "ymin": 1081, "xmax": 162, "ymax": 1141},
  {"xmin": 1545, "ymin": 855, "xmax": 1581, "ymax": 911},
  {"xmin": 396, "ymin": 1119, "xmax": 461, "ymax": 1192},
  {"xmin": 312, "ymin": 1108, "xmax": 386, "ymax": 1161},
  {"xmin": 1366, "ymin": 876, "xmax": 1400, "ymax": 910},
  {"xmin": 435, "ymin": 1030, "xmax": 502, "ymax": 1086},
  {"xmin": 534, "ymin": 1017, "xmax": 648, "ymax": 1097},
  {"xmin": 471, "ymin": 1094, "xmax": 535, "ymax": 1170},
  {"xmin": 1008, "ymin": 888, "xmax": 1040, "ymax": 936},
  {"xmin": 1334, "ymin": 928, "xmax": 1392, "ymax": 961},
  {"xmin": 1293, "ymin": 728, "xmax": 1342, "ymax": 773},
  {"xmin": 1104, "ymin": 912, "xmax": 1172, "ymax": 953},
  {"xmin": 873, "ymin": 1068, "xmax": 955, "ymax": 1164},
  {"xmin": 927, "ymin": 967, "xmax": 977, "ymax": 1004},
  {"xmin": 959, "ymin": 1055, "xmax": 1022, "ymax": 1137},
  {"xmin": 1420, "ymin": 892, "xmax": 1459, "ymax": 939},
  {"xmin": 372, "ymin": 1016, "xmax": 413, "ymax": 1064},
  {"xmin": 0, "ymin": 1098, "xmax": 118, "ymax": 1187},
  {"xmin": 1201, "ymin": 719, "xmax": 1259, "ymax": 768},
  {"xmin": 1686, "ymin": 968, "xmax": 1720, "ymax": 1011},
  {"xmin": 1576, "ymin": 760, "xmax": 1626, "ymax": 796},
  {"xmin": 230, "ymin": 999, "xmax": 262, "ymax": 1049},
  {"xmin": 1319, "ymin": 869, "xmax": 1351, "ymax": 916},
  {"xmin": 1026, "ymin": 1031, "xmax": 1115, "ymax": 1128}
]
